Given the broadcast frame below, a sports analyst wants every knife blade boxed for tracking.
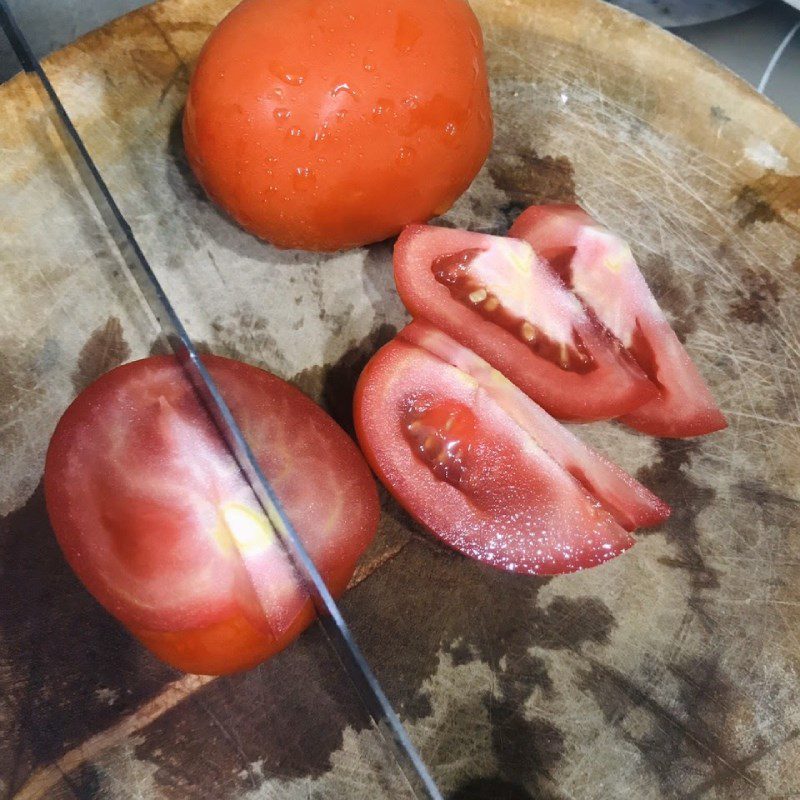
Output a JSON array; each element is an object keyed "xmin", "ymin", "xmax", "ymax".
[{"xmin": 0, "ymin": 3, "xmax": 442, "ymax": 797}]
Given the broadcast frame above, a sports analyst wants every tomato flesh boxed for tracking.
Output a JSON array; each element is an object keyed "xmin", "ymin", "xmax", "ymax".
[
  {"xmin": 354, "ymin": 338, "xmax": 636, "ymax": 576},
  {"xmin": 394, "ymin": 225, "xmax": 657, "ymax": 422},
  {"xmin": 184, "ymin": 0, "xmax": 493, "ymax": 251},
  {"xmin": 401, "ymin": 320, "xmax": 670, "ymax": 531},
  {"xmin": 510, "ymin": 205, "xmax": 727, "ymax": 438},
  {"xmin": 44, "ymin": 355, "xmax": 379, "ymax": 674}
]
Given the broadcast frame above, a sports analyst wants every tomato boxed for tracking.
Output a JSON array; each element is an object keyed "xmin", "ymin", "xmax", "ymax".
[
  {"xmin": 354, "ymin": 337, "xmax": 637, "ymax": 576},
  {"xmin": 184, "ymin": 0, "xmax": 493, "ymax": 251},
  {"xmin": 401, "ymin": 320, "xmax": 670, "ymax": 531},
  {"xmin": 393, "ymin": 225, "xmax": 657, "ymax": 422},
  {"xmin": 44, "ymin": 355, "xmax": 378, "ymax": 675},
  {"xmin": 510, "ymin": 205, "xmax": 727, "ymax": 438}
]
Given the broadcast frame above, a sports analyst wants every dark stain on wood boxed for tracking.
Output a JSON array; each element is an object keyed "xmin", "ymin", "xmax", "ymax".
[
  {"xmin": 729, "ymin": 268, "xmax": 781, "ymax": 324},
  {"xmin": 710, "ymin": 106, "xmax": 731, "ymax": 124},
  {"xmin": 0, "ymin": 482, "xmax": 178, "ymax": 791},
  {"xmin": 492, "ymin": 708, "xmax": 565, "ymax": 786},
  {"xmin": 735, "ymin": 171, "xmax": 800, "ymax": 231},
  {"xmin": 450, "ymin": 777, "xmax": 536, "ymax": 799},
  {"xmin": 582, "ymin": 655, "xmax": 763, "ymax": 797},
  {"xmin": 638, "ymin": 253, "xmax": 702, "ymax": 344},
  {"xmin": 344, "ymin": 540, "xmax": 620, "ymax": 795},
  {"xmin": 528, "ymin": 595, "xmax": 616, "ymax": 650},
  {"xmin": 149, "ymin": 336, "xmax": 213, "ymax": 357},
  {"xmin": 489, "ymin": 148, "xmax": 577, "ymax": 229},
  {"xmin": 637, "ymin": 440, "xmax": 719, "ymax": 628},
  {"xmin": 71, "ymin": 317, "xmax": 132, "ymax": 393},
  {"xmin": 290, "ymin": 323, "xmax": 398, "ymax": 436},
  {"xmin": 210, "ymin": 313, "xmax": 292, "ymax": 375},
  {"xmin": 132, "ymin": 626, "xmax": 374, "ymax": 791}
]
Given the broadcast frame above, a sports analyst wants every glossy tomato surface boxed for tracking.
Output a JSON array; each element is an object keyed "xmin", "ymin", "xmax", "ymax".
[
  {"xmin": 44, "ymin": 355, "xmax": 379, "ymax": 675},
  {"xmin": 354, "ymin": 338, "xmax": 636, "ymax": 576},
  {"xmin": 510, "ymin": 205, "xmax": 727, "ymax": 437},
  {"xmin": 401, "ymin": 320, "xmax": 670, "ymax": 531},
  {"xmin": 394, "ymin": 224, "xmax": 657, "ymax": 422},
  {"xmin": 184, "ymin": 0, "xmax": 493, "ymax": 251}
]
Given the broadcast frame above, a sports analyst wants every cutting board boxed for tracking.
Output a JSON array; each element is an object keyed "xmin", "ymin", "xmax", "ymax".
[{"xmin": 2, "ymin": 0, "xmax": 799, "ymax": 798}]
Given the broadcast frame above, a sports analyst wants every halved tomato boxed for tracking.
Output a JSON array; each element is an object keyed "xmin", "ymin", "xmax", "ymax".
[
  {"xmin": 400, "ymin": 320, "xmax": 670, "ymax": 531},
  {"xmin": 44, "ymin": 355, "xmax": 379, "ymax": 675},
  {"xmin": 354, "ymin": 337, "xmax": 637, "ymax": 576},
  {"xmin": 510, "ymin": 205, "xmax": 727, "ymax": 438},
  {"xmin": 393, "ymin": 225, "xmax": 656, "ymax": 422}
]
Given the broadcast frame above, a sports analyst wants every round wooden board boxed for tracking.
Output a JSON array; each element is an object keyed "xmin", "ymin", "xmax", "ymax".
[{"xmin": 1, "ymin": 1, "xmax": 799, "ymax": 798}]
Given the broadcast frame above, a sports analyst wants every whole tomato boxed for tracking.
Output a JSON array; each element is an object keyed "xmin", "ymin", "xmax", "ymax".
[{"xmin": 184, "ymin": 0, "xmax": 493, "ymax": 251}]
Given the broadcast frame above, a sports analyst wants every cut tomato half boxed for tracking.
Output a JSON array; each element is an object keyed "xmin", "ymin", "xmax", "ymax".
[
  {"xmin": 354, "ymin": 337, "xmax": 636, "ymax": 576},
  {"xmin": 45, "ymin": 355, "xmax": 379, "ymax": 674},
  {"xmin": 394, "ymin": 225, "xmax": 657, "ymax": 422},
  {"xmin": 510, "ymin": 205, "xmax": 727, "ymax": 438},
  {"xmin": 400, "ymin": 320, "xmax": 670, "ymax": 531}
]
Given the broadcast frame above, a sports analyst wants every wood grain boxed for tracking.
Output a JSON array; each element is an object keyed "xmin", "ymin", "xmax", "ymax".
[{"xmin": 1, "ymin": 0, "xmax": 799, "ymax": 797}]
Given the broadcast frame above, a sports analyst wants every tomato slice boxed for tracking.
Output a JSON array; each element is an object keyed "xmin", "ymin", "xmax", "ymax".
[
  {"xmin": 44, "ymin": 355, "xmax": 378, "ymax": 674},
  {"xmin": 394, "ymin": 225, "xmax": 656, "ymax": 422},
  {"xmin": 510, "ymin": 205, "xmax": 727, "ymax": 438},
  {"xmin": 400, "ymin": 320, "xmax": 670, "ymax": 531},
  {"xmin": 354, "ymin": 338, "xmax": 636, "ymax": 576}
]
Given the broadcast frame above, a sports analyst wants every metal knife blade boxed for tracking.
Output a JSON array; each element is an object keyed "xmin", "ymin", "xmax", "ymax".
[{"xmin": 0, "ymin": 3, "xmax": 442, "ymax": 797}]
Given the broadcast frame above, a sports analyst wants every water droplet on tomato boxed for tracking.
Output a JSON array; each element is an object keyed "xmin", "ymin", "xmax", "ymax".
[
  {"xmin": 331, "ymin": 82, "xmax": 356, "ymax": 98},
  {"xmin": 293, "ymin": 166, "xmax": 316, "ymax": 190},
  {"xmin": 288, "ymin": 127, "xmax": 304, "ymax": 138},
  {"xmin": 273, "ymin": 107, "xmax": 291, "ymax": 123},
  {"xmin": 444, "ymin": 121, "xmax": 458, "ymax": 137},
  {"xmin": 396, "ymin": 146, "xmax": 415, "ymax": 164},
  {"xmin": 270, "ymin": 61, "xmax": 305, "ymax": 86}
]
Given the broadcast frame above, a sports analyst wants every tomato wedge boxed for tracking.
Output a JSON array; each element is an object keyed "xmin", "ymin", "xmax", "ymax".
[
  {"xmin": 394, "ymin": 225, "xmax": 656, "ymax": 422},
  {"xmin": 510, "ymin": 205, "xmax": 727, "ymax": 438},
  {"xmin": 45, "ymin": 355, "xmax": 378, "ymax": 675},
  {"xmin": 400, "ymin": 320, "xmax": 670, "ymax": 531},
  {"xmin": 354, "ymin": 337, "xmax": 636, "ymax": 576}
]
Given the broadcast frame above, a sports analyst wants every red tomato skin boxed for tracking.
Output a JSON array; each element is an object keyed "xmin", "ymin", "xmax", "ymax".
[
  {"xmin": 354, "ymin": 338, "xmax": 635, "ymax": 576},
  {"xmin": 132, "ymin": 605, "xmax": 316, "ymax": 676},
  {"xmin": 183, "ymin": 0, "xmax": 493, "ymax": 251},
  {"xmin": 393, "ymin": 224, "xmax": 657, "ymax": 422},
  {"xmin": 510, "ymin": 205, "xmax": 727, "ymax": 438},
  {"xmin": 44, "ymin": 355, "xmax": 378, "ymax": 675}
]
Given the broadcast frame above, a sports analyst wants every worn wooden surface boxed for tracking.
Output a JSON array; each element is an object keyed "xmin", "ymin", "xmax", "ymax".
[{"xmin": 2, "ymin": 0, "xmax": 800, "ymax": 797}]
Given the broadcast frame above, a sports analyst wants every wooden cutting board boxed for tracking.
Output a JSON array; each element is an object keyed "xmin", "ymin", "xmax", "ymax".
[{"xmin": 1, "ymin": 0, "xmax": 799, "ymax": 797}]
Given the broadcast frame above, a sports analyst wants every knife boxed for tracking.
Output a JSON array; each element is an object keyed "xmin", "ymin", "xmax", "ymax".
[{"xmin": 0, "ymin": 3, "xmax": 442, "ymax": 797}]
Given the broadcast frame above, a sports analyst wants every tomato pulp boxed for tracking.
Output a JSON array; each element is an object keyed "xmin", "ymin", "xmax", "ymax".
[{"xmin": 45, "ymin": 355, "xmax": 379, "ymax": 674}]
